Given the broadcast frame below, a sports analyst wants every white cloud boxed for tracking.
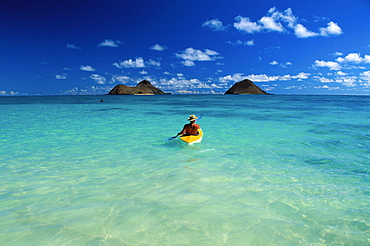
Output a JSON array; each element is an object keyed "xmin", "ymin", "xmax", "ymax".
[
  {"xmin": 282, "ymin": 62, "xmax": 293, "ymax": 68},
  {"xmin": 233, "ymin": 8, "xmax": 294, "ymax": 34},
  {"xmin": 314, "ymin": 85, "xmax": 340, "ymax": 90},
  {"xmin": 314, "ymin": 73, "xmax": 358, "ymax": 87},
  {"xmin": 270, "ymin": 60, "xmax": 279, "ymax": 65},
  {"xmin": 182, "ymin": 60, "xmax": 196, "ymax": 67},
  {"xmin": 336, "ymin": 71, "xmax": 348, "ymax": 76},
  {"xmin": 0, "ymin": 90, "xmax": 19, "ymax": 95},
  {"xmin": 98, "ymin": 39, "xmax": 121, "ymax": 48},
  {"xmin": 218, "ymin": 72, "xmax": 310, "ymax": 83},
  {"xmin": 259, "ymin": 16, "xmax": 284, "ymax": 32},
  {"xmin": 147, "ymin": 59, "xmax": 161, "ymax": 67},
  {"xmin": 313, "ymin": 60, "xmax": 342, "ymax": 70},
  {"xmin": 158, "ymin": 77, "xmax": 223, "ymax": 90},
  {"xmin": 336, "ymin": 53, "xmax": 370, "ymax": 63},
  {"xmin": 56, "ymin": 74, "xmax": 67, "ymax": 79},
  {"xmin": 176, "ymin": 48, "xmax": 222, "ymax": 66},
  {"xmin": 232, "ymin": 8, "xmax": 342, "ymax": 39},
  {"xmin": 294, "ymin": 72, "xmax": 310, "ymax": 79},
  {"xmin": 246, "ymin": 40, "xmax": 255, "ymax": 46},
  {"xmin": 234, "ymin": 16, "xmax": 262, "ymax": 33},
  {"xmin": 227, "ymin": 39, "xmax": 254, "ymax": 46},
  {"xmin": 90, "ymin": 74, "xmax": 106, "ymax": 84},
  {"xmin": 60, "ymin": 86, "xmax": 113, "ymax": 95},
  {"xmin": 361, "ymin": 71, "xmax": 370, "ymax": 86},
  {"xmin": 140, "ymin": 70, "xmax": 148, "ymax": 74},
  {"xmin": 269, "ymin": 7, "xmax": 297, "ymax": 28},
  {"xmin": 113, "ymin": 58, "xmax": 145, "ymax": 68},
  {"xmin": 113, "ymin": 75, "xmax": 131, "ymax": 83},
  {"xmin": 202, "ymin": 19, "xmax": 227, "ymax": 31},
  {"xmin": 320, "ymin": 21, "xmax": 343, "ymax": 36},
  {"xmin": 66, "ymin": 43, "xmax": 81, "ymax": 50},
  {"xmin": 336, "ymin": 77, "xmax": 357, "ymax": 87},
  {"xmin": 150, "ymin": 44, "xmax": 167, "ymax": 51},
  {"xmin": 314, "ymin": 53, "xmax": 370, "ymax": 72},
  {"xmin": 113, "ymin": 57, "xmax": 161, "ymax": 68},
  {"xmin": 360, "ymin": 71, "xmax": 370, "ymax": 87},
  {"xmin": 269, "ymin": 60, "xmax": 292, "ymax": 68},
  {"xmin": 333, "ymin": 51, "xmax": 343, "ymax": 56},
  {"xmin": 176, "ymin": 48, "xmax": 220, "ymax": 61},
  {"xmin": 364, "ymin": 55, "xmax": 370, "ymax": 63},
  {"xmin": 316, "ymin": 76, "xmax": 335, "ymax": 83},
  {"xmin": 294, "ymin": 24, "xmax": 318, "ymax": 38},
  {"xmin": 80, "ymin": 65, "xmax": 96, "ymax": 72}
]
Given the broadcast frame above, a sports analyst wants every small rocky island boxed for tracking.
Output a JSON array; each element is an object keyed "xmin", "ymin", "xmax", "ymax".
[
  {"xmin": 107, "ymin": 80, "xmax": 170, "ymax": 95},
  {"xmin": 225, "ymin": 79, "xmax": 271, "ymax": 95}
]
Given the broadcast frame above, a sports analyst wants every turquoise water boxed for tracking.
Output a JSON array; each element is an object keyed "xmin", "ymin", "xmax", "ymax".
[{"xmin": 0, "ymin": 95, "xmax": 369, "ymax": 245}]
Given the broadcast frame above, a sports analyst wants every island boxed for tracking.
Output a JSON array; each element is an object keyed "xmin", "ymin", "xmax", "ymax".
[
  {"xmin": 107, "ymin": 80, "xmax": 171, "ymax": 95},
  {"xmin": 224, "ymin": 79, "xmax": 271, "ymax": 95}
]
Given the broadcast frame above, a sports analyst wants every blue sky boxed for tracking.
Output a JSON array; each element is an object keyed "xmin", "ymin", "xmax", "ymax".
[{"xmin": 1, "ymin": 0, "xmax": 370, "ymax": 95}]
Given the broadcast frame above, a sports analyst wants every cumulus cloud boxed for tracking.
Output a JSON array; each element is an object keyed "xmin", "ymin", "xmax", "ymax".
[
  {"xmin": 150, "ymin": 44, "xmax": 167, "ymax": 51},
  {"xmin": 336, "ymin": 53, "xmax": 370, "ymax": 63},
  {"xmin": 202, "ymin": 19, "xmax": 228, "ymax": 31},
  {"xmin": 90, "ymin": 74, "xmax": 106, "ymax": 84},
  {"xmin": 313, "ymin": 53, "xmax": 370, "ymax": 71},
  {"xmin": 231, "ymin": 7, "xmax": 343, "ymax": 38},
  {"xmin": 320, "ymin": 21, "xmax": 343, "ymax": 36},
  {"xmin": 316, "ymin": 76, "xmax": 335, "ymax": 83},
  {"xmin": 313, "ymin": 60, "xmax": 342, "ymax": 70},
  {"xmin": 294, "ymin": 24, "xmax": 318, "ymax": 38},
  {"xmin": 80, "ymin": 65, "xmax": 96, "ymax": 71},
  {"xmin": 157, "ymin": 77, "xmax": 223, "ymax": 91},
  {"xmin": 270, "ymin": 60, "xmax": 279, "ymax": 65},
  {"xmin": 98, "ymin": 39, "xmax": 121, "ymax": 47},
  {"xmin": 360, "ymin": 71, "xmax": 370, "ymax": 86},
  {"xmin": 176, "ymin": 48, "xmax": 222, "ymax": 66},
  {"xmin": 219, "ymin": 72, "xmax": 309, "ymax": 83},
  {"xmin": 336, "ymin": 71, "xmax": 348, "ymax": 76},
  {"xmin": 259, "ymin": 16, "xmax": 284, "ymax": 32},
  {"xmin": 113, "ymin": 58, "xmax": 161, "ymax": 68},
  {"xmin": 0, "ymin": 90, "xmax": 19, "ymax": 95},
  {"xmin": 314, "ymin": 85, "xmax": 340, "ymax": 90},
  {"xmin": 270, "ymin": 60, "xmax": 292, "ymax": 68},
  {"xmin": 182, "ymin": 60, "xmax": 196, "ymax": 67},
  {"xmin": 113, "ymin": 75, "xmax": 131, "ymax": 83},
  {"xmin": 113, "ymin": 58, "xmax": 145, "ymax": 68},
  {"xmin": 234, "ymin": 16, "xmax": 262, "ymax": 33},
  {"xmin": 314, "ymin": 73, "xmax": 358, "ymax": 87}
]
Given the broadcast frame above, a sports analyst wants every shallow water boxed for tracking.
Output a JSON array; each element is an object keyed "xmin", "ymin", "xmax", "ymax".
[{"xmin": 0, "ymin": 95, "xmax": 369, "ymax": 245}]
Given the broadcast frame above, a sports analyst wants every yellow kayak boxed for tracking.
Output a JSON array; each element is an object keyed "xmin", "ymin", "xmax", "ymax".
[{"xmin": 180, "ymin": 129, "xmax": 203, "ymax": 144}]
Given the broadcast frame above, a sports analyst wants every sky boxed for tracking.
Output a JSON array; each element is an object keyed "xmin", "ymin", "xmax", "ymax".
[{"xmin": 1, "ymin": 0, "xmax": 370, "ymax": 95}]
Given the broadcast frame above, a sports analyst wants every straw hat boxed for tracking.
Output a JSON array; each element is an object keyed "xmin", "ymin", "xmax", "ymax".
[{"xmin": 188, "ymin": 115, "xmax": 198, "ymax": 121}]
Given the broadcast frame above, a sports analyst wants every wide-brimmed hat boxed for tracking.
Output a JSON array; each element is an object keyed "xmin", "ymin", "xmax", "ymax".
[{"xmin": 188, "ymin": 115, "xmax": 198, "ymax": 121}]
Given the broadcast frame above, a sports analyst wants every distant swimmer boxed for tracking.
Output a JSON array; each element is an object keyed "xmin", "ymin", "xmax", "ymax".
[{"xmin": 100, "ymin": 99, "xmax": 104, "ymax": 102}]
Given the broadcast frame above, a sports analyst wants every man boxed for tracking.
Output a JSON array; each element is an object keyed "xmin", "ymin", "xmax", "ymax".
[{"xmin": 177, "ymin": 115, "xmax": 200, "ymax": 136}]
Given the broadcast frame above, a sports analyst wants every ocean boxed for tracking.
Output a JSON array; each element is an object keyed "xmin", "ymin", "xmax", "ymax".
[{"xmin": 0, "ymin": 95, "xmax": 369, "ymax": 245}]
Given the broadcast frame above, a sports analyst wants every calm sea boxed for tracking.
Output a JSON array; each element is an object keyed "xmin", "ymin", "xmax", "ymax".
[{"xmin": 0, "ymin": 95, "xmax": 369, "ymax": 245}]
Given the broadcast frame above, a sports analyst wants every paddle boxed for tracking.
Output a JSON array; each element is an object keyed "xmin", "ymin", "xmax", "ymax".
[{"xmin": 164, "ymin": 114, "xmax": 203, "ymax": 141}]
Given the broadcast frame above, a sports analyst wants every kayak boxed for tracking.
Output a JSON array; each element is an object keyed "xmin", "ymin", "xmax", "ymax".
[{"xmin": 180, "ymin": 129, "xmax": 203, "ymax": 144}]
